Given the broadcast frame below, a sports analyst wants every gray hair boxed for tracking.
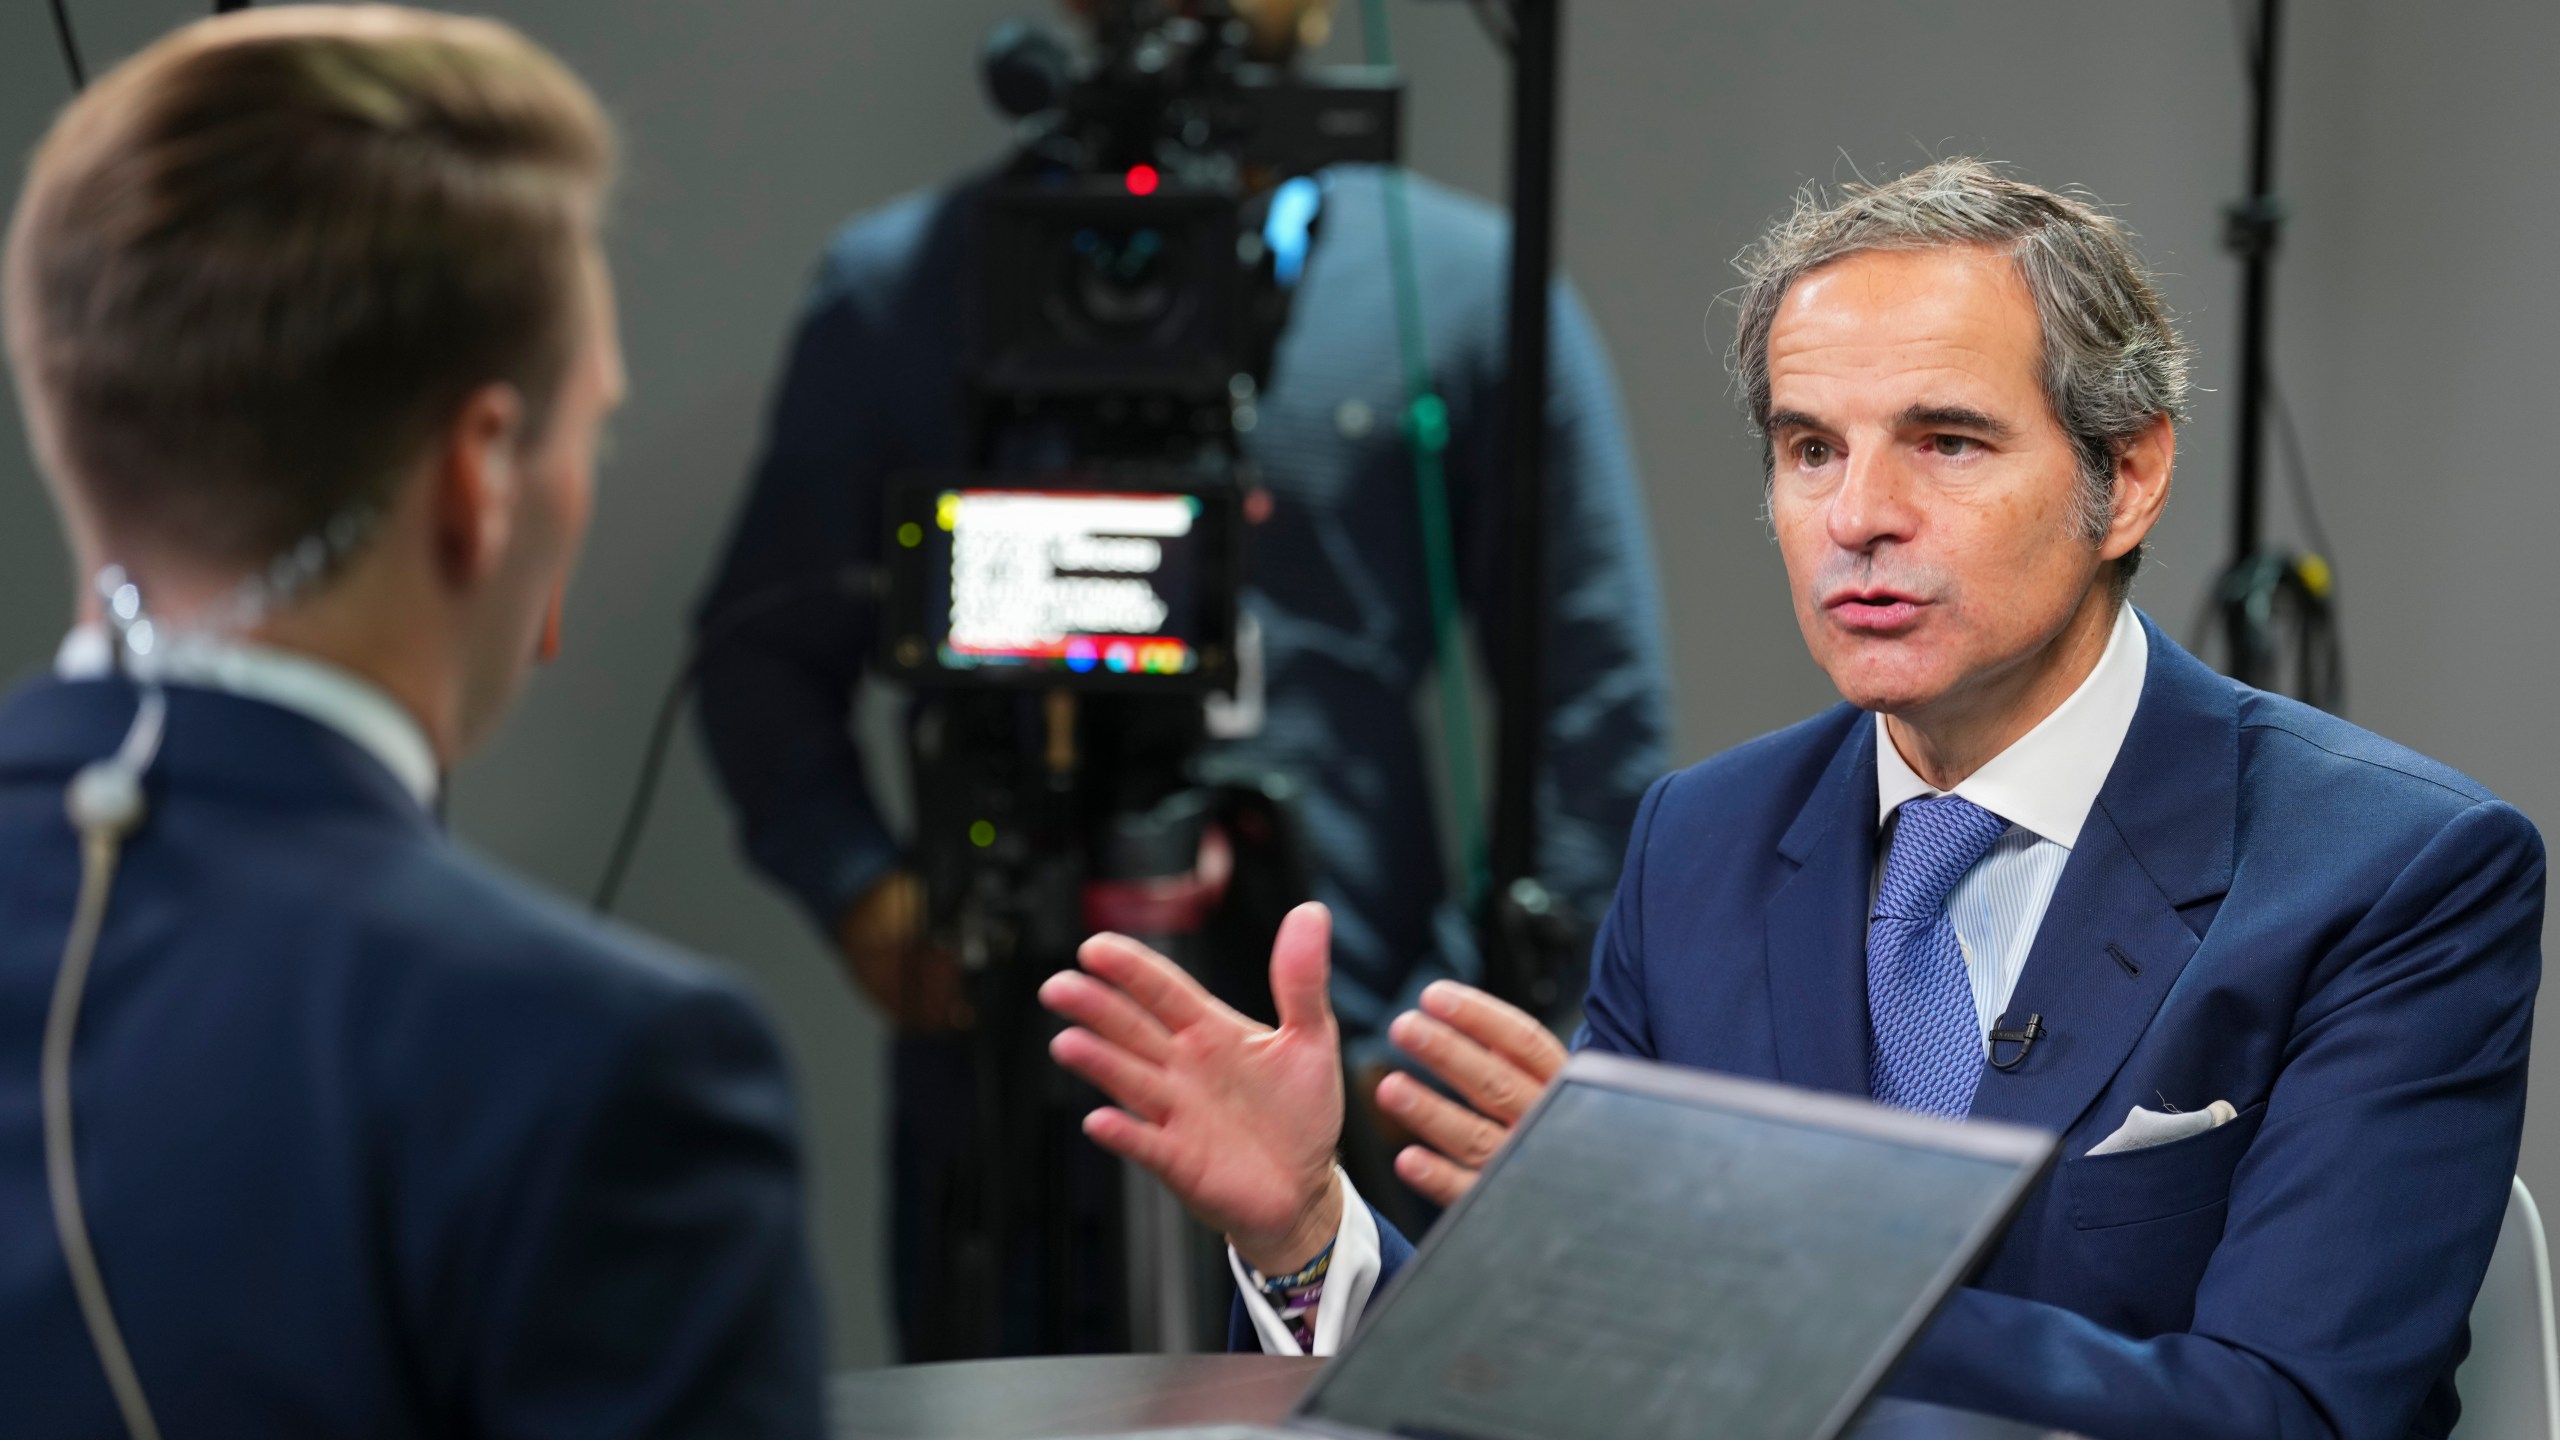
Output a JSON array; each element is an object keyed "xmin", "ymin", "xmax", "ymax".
[{"xmin": 1730, "ymin": 158, "xmax": 2190, "ymax": 590}]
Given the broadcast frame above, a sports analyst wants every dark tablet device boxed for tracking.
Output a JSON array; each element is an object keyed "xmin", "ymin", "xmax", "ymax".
[
  {"xmin": 880, "ymin": 478, "xmax": 1240, "ymax": 694},
  {"xmin": 1055, "ymin": 1051, "xmax": 2056, "ymax": 1440},
  {"xmin": 1297, "ymin": 1052, "xmax": 2055, "ymax": 1440}
]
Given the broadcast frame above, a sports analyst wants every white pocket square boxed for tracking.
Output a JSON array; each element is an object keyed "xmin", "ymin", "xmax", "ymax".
[{"xmin": 2086, "ymin": 1099, "xmax": 2239, "ymax": 1157}]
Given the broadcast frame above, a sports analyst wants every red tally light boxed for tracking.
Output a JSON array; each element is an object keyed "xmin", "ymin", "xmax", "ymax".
[{"xmin": 1124, "ymin": 165, "xmax": 1161, "ymax": 197}]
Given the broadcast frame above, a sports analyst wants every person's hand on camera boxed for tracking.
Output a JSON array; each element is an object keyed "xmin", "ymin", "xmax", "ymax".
[
  {"xmin": 1374, "ymin": 980, "xmax": 1569, "ymax": 1205},
  {"xmin": 835, "ymin": 870, "xmax": 974, "ymax": 1032},
  {"xmin": 1041, "ymin": 902, "xmax": 1346, "ymax": 1275}
]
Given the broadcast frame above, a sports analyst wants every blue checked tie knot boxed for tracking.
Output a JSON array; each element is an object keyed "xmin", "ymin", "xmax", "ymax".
[{"xmin": 1867, "ymin": 794, "xmax": 2010, "ymax": 1117}]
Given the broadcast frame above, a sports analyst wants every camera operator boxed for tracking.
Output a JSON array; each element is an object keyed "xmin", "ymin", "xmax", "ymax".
[{"xmin": 694, "ymin": 0, "xmax": 1670, "ymax": 1358}]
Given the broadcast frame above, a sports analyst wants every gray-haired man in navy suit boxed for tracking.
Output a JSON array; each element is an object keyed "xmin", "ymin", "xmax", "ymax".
[{"xmin": 1047, "ymin": 159, "xmax": 2543, "ymax": 1438}]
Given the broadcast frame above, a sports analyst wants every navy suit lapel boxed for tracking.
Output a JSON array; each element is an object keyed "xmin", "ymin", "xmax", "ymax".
[
  {"xmin": 1966, "ymin": 619, "xmax": 2239, "ymax": 1135},
  {"xmin": 1764, "ymin": 711, "xmax": 1879, "ymax": 1097},
  {"xmin": 1964, "ymin": 802, "xmax": 2203, "ymax": 1131}
]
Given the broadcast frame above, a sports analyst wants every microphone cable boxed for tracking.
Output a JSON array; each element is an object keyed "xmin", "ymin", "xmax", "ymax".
[
  {"xmin": 42, "ymin": 510, "xmax": 373, "ymax": 1440},
  {"xmin": 45, "ymin": 572, "xmax": 168, "ymax": 1440},
  {"xmin": 47, "ymin": 689, "xmax": 165, "ymax": 1440}
]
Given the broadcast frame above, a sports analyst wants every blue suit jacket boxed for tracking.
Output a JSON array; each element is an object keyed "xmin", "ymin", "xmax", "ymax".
[
  {"xmin": 0, "ymin": 678, "xmax": 826, "ymax": 1437},
  {"xmin": 1355, "ymin": 620, "xmax": 2541, "ymax": 1440}
]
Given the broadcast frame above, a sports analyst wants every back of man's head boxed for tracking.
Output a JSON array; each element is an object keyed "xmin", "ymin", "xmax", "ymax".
[{"xmin": 5, "ymin": 5, "xmax": 614, "ymax": 581}]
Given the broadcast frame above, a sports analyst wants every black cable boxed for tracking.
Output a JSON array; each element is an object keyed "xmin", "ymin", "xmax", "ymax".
[
  {"xmin": 589, "ymin": 566, "xmax": 878, "ymax": 915},
  {"xmin": 1410, "ymin": 0, "xmax": 1516, "ymax": 55},
  {"xmin": 2268, "ymin": 378, "xmax": 2344, "ymax": 709},
  {"xmin": 2227, "ymin": 0, "xmax": 2261, "ymax": 79},
  {"xmin": 2267, "ymin": 376, "xmax": 2338, "ymax": 568},
  {"xmin": 2184, "ymin": 582, "xmax": 2218, "ymax": 658},
  {"xmin": 589, "ymin": 661, "xmax": 698, "ymax": 916},
  {"xmin": 49, "ymin": 0, "xmax": 88, "ymax": 90},
  {"xmin": 1463, "ymin": 0, "xmax": 1516, "ymax": 54},
  {"xmin": 47, "ymin": 0, "xmax": 258, "ymax": 97}
]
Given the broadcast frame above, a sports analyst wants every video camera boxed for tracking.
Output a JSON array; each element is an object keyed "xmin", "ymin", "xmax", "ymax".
[
  {"xmin": 878, "ymin": 2, "xmax": 1403, "ymax": 1358},
  {"xmin": 881, "ymin": 2, "xmax": 1399, "ymax": 691}
]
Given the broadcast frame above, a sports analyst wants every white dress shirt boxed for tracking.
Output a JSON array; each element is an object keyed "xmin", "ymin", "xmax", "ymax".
[
  {"xmin": 1239, "ymin": 602, "xmax": 2152, "ymax": 1358},
  {"xmin": 1227, "ymin": 1166, "xmax": 1385, "ymax": 1356},
  {"xmin": 1872, "ymin": 601, "xmax": 2147, "ymax": 1041},
  {"xmin": 56, "ymin": 625, "xmax": 442, "ymax": 810}
]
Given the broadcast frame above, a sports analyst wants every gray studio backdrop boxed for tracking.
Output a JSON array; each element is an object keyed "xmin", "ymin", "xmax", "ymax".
[{"xmin": 3, "ymin": 1, "xmax": 2553, "ymax": 1368}]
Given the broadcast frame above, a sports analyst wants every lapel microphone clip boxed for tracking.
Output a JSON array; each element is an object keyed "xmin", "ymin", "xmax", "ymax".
[{"xmin": 1988, "ymin": 1013, "xmax": 2047, "ymax": 1071}]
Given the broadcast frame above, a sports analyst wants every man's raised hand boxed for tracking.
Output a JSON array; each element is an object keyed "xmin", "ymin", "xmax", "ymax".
[
  {"xmin": 1375, "ymin": 980, "xmax": 1569, "ymax": 1205},
  {"xmin": 1042, "ymin": 901, "xmax": 1346, "ymax": 1274}
]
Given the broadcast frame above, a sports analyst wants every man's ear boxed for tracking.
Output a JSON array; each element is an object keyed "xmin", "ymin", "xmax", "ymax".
[
  {"xmin": 433, "ymin": 383, "xmax": 526, "ymax": 584},
  {"xmin": 2100, "ymin": 411, "xmax": 2176, "ymax": 563}
]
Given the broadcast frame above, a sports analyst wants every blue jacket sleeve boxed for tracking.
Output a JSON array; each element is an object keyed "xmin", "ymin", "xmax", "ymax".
[
  {"xmin": 1226, "ymin": 1206, "xmax": 1421, "ymax": 1352},
  {"xmin": 474, "ymin": 982, "xmax": 828, "ymax": 1438},
  {"xmin": 1894, "ymin": 799, "xmax": 2543, "ymax": 1440},
  {"xmin": 691, "ymin": 261, "xmax": 904, "ymax": 935},
  {"xmin": 1373, "ymin": 1208, "xmax": 1418, "ymax": 1292},
  {"xmin": 1574, "ymin": 771, "xmax": 1672, "ymax": 1059}
]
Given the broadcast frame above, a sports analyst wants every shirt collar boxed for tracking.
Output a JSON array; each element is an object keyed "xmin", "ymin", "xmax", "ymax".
[
  {"xmin": 57, "ymin": 625, "xmax": 442, "ymax": 810},
  {"xmin": 1874, "ymin": 602, "xmax": 2148, "ymax": 850}
]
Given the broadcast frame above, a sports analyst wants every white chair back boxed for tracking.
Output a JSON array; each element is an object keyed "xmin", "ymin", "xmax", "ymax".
[{"xmin": 2452, "ymin": 1176, "xmax": 2560, "ymax": 1440}]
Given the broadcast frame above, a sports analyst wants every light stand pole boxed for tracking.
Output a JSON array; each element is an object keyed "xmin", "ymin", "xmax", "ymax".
[
  {"xmin": 2218, "ymin": 0, "xmax": 2286, "ymax": 689},
  {"xmin": 1484, "ymin": 0, "xmax": 1578, "ymax": 1018}
]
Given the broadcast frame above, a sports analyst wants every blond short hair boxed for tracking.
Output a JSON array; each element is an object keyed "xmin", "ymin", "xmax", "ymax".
[{"xmin": 5, "ymin": 5, "xmax": 614, "ymax": 568}]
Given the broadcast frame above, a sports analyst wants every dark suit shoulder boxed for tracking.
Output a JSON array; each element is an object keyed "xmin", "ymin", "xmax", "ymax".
[
  {"xmin": 338, "ymin": 839, "xmax": 783, "ymax": 1094},
  {"xmin": 2239, "ymin": 688, "xmax": 2503, "ymax": 812},
  {"xmin": 325, "ymin": 841, "xmax": 801, "ymax": 1260},
  {"xmin": 320, "ymin": 848, "xmax": 817, "ymax": 1430},
  {"xmin": 807, "ymin": 183, "xmax": 969, "ymax": 321},
  {"xmin": 2232, "ymin": 691, "xmax": 2540, "ymax": 893},
  {"xmin": 1652, "ymin": 702, "xmax": 1866, "ymax": 833}
]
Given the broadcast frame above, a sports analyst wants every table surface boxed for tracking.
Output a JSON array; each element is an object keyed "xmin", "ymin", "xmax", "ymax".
[{"xmin": 831, "ymin": 1355, "xmax": 2068, "ymax": 1440}]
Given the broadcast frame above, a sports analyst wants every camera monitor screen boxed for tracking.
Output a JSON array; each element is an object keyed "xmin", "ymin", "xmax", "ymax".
[{"xmin": 883, "ymin": 482, "xmax": 1238, "ymax": 691}]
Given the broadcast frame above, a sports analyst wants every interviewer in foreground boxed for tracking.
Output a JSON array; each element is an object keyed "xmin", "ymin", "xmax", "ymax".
[
  {"xmin": 1044, "ymin": 159, "xmax": 2543, "ymax": 1439},
  {"xmin": 0, "ymin": 9, "xmax": 823, "ymax": 1434}
]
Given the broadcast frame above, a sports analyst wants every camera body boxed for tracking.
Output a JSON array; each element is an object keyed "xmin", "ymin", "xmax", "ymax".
[
  {"xmin": 882, "ymin": 8, "xmax": 1399, "ymax": 701},
  {"xmin": 971, "ymin": 39, "xmax": 1398, "ymax": 413},
  {"xmin": 978, "ymin": 184, "xmax": 1245, "ymax": 404}
]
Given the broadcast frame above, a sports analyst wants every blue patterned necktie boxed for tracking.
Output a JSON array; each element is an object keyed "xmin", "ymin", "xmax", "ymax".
[{"xmin": 1867, "ymin": 793, "xmax": 2011, "ymax": 1117}]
